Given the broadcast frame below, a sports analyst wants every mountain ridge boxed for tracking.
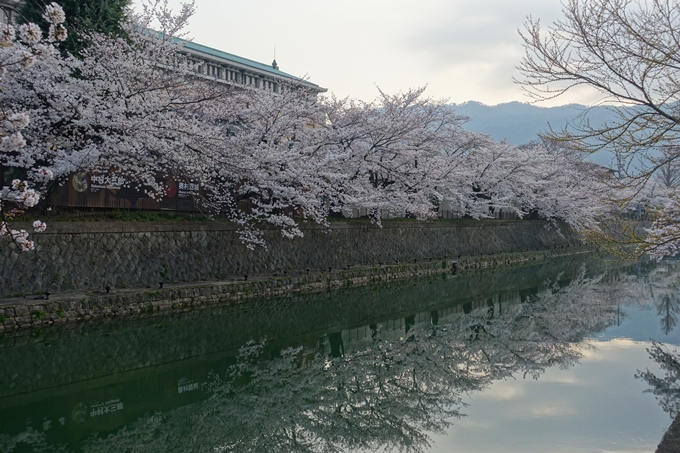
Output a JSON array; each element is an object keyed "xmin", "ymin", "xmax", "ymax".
[{"xmin": 452, "ymin": 101, "xmax": 621, "ymax": 166}]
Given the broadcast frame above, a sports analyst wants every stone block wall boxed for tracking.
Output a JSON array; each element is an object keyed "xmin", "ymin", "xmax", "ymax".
[{"xmin": 0, "ymin": 219, "xmax": 582, "ymax": 297}]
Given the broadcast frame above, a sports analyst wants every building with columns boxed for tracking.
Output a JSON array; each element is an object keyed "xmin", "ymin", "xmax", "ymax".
[
  {"xmin": 0, "ymin": 0, "xmax": 325, "ymax": 93},
  {"xmin": 180, "ymin": 39, "xmax": 325, "ymax": 93}
]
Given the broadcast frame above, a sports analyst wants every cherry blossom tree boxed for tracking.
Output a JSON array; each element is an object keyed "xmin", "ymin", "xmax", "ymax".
[
  {"xmin": 0, "ymin": 2, "xmax": 65, "ymax": 251},
  {"xmin": 0, "ymin": 0, "xmax": 608, "ymax": 251},
  {"xmin": 317, "ymin": 89, "xmax": 481, "ymax": 221},
  {"xmin": 315, "ymin": 91, "xmax": 608, "ymax": 229},
  {"xmin": 2, "ymin": 0, "xmax": 208, "ymax": 190},
  {"xmin": 461, "ymin": 139, "xmax": 611, "ymax": 231},
  {"xmin": 517, "ymin": 0, "xmax": 680, "ymax": 258}
]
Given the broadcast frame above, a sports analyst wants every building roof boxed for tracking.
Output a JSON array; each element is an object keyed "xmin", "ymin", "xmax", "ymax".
[{"xmin": 182, "ymin": 40, "xmax": 324, "ymax": 91}]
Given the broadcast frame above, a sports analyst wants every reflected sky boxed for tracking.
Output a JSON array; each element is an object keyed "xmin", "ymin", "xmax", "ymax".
[
  {"xmin": 433, "ymin": 339, "xmax": 666, "ymax": 453},
  {"xmin": 601, "ymin": 307, "xmax": 680, "ymax": 345},
  {"xmin": 431, "ymin": 261, "xmax": 680, "ymax": 453},
  {"xmin": 0, "ymin": 257, "xmax": 678, "ymax": 452}
]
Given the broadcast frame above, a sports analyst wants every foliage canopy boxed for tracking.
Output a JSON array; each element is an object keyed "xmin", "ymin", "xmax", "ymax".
[{"xmin": 19, "ymin": 0, "xmax": 131, "ymax": 56}]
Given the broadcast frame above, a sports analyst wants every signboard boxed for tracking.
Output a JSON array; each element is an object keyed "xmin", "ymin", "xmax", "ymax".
[
  {"xmin": 0, "ymin": 165, "xmax": 206, "ymax": 212},
  {"xmin": 51, "ymin": 171, "xmax": 203, "ymax": 212}
]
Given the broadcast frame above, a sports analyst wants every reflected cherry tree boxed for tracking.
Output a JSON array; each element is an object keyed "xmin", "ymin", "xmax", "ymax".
[
  {"xmin": 0, "ymin": 265, "xmax": 662, "ymax": 453},
  {"xmin": 649, "ymin": 264, "xmax": 680, "ymax": 336},
  {"xmin": 634, "ymin": 265, "xmax": 680, "ymax": 416},
  {"xmin": 78, "ymin": 270, "xmax": 623, "ymax": 453},
  {"xmin": 632, "ymin": 262, "xmax": 680, "ymax": 451},
  {"xmin": 637, "ymin": 343, "xmax": 680, "ymax": 419}
]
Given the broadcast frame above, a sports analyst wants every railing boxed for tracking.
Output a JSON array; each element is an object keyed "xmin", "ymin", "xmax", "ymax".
[
  {"xmin": 439, "ymin": 209, "xmax": 522, "ymax": 220},
  {"xmin": 620, "ymin": 211, "xmax": 651, "ymax": 222}
]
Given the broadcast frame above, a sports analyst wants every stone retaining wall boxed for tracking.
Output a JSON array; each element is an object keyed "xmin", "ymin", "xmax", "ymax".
[
  {"xmin": 0, "ymin": 219, "xmax": 582, "ymax": 298},
  {"xmin": 0, "ymin": 246, "xmax": 594, "ymax": 332}
]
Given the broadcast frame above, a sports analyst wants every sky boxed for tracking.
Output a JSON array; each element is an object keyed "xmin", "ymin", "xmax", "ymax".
[{"xmin": 134, "ymin": 0, "xmax": 602, "ymax": 106}]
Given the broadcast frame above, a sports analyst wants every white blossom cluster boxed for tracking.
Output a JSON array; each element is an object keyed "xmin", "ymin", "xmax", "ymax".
[
  {"xmin": 643, "ymin": 195, "xmax": 680, "ymax": 260},
  {"xmin": 610, "ymin": 158, "xmax": 680, "ymax": 260},
  {"xmin": 0, "ymin": 0, "xmax": 611, "ymax": 252},
  {"xmin": 0, "ymin": 3, "xmax": 65, "ymax": 251}
]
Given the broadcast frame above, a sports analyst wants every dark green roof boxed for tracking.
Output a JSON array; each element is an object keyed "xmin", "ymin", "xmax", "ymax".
[{"xmin": 182, "ymin": 40, "xmax": 321, "ymax": 88}]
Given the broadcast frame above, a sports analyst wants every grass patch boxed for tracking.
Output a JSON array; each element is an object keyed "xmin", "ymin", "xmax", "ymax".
[
  {"xmin": 109, "ymin": 210, "xmax": 212, "ymax": 222},
  {"xmin": 32, "ymin": 310, "xmax": 45, "ymax": 320}
]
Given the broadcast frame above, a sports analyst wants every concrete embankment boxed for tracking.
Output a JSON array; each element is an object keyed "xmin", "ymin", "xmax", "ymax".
[
  {"xmin": 0, "ymin": 245, "xmax": 595, "ymax": 331},
  {"xmin": 1, "ymin": 219, "xmax": 582, "ymax": 298}
]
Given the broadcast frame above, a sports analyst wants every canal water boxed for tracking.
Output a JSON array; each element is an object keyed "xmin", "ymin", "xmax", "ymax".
[{"xmin": 0, "ymin": 255, "xmax": 679, "ymax": 452}]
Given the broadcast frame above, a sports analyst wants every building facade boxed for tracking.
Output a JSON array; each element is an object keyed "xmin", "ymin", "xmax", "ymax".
[{"xmin": 180, "ymin": 40, "xmax": 324, "ymax": 94}]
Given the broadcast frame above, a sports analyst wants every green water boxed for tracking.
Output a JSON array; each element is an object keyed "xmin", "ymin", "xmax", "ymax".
[{"xmin": 0, "ymin": 255, "xmax": 677, "ymax": 452}]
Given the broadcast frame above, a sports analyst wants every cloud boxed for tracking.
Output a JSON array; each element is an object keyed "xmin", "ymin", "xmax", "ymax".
[
  {"xmin": 475, "ymin": 379, "xmax": 526, "ymax": 401},
  {"xmin": 431, "ymin": 339, "xmax": 667, "ymax": 452},
  {"xmin": 397, "ymin": 0, "xmax": 564, "ymax": 103},
  {"xmin": 136, "ymin": 0, "xmax": 589, "ymax": 104},
  {"xmin": 528, "ymin": 402, "xmax": 578, "ymax": 417}
]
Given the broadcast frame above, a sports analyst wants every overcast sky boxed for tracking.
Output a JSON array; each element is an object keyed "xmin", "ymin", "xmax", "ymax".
[{"xmin": 139, "ymin": 0, "xmax": 599, "ymax": 106}]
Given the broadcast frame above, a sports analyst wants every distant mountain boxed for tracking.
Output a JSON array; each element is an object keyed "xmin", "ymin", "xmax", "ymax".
[{"xmin": 451, "ymin": 101, "xmax": 621, "ymax": 166}]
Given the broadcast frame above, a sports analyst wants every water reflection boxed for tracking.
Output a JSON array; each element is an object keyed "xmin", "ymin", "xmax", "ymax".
[
  {"xmin": 0, "ymin": 258, "xmax": 677, "ymax": 452},
  {"xmin": 637, "ymin": 342, "xmax": 680, "ymax": 418},
  {"xmin": 626, "ymin": 261, "xmax": 680, "ymax": 417},
  {"xmin": 197, "ymin": 273, "xmax": 612, "ymax": 453},
  {"xmin": 636, "ymin": 261, "xmax": 680, "ymax": 418}
]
